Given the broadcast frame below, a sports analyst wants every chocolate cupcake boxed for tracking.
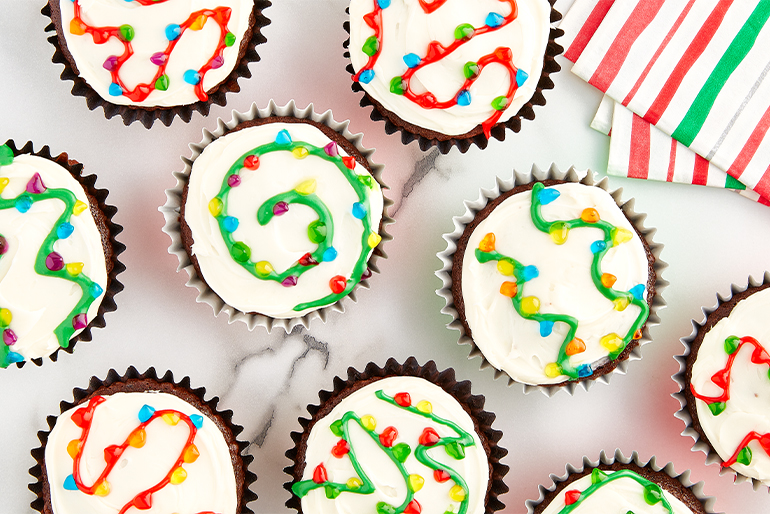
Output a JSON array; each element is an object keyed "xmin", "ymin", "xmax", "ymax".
[
  {"xmin": 43, "ymin": 0, "xmax": 271, "ymax": 128},
  {"xmin": 345, "ymin": 0, "xmax": 563, "ymax": 153},
  {"xmin": 163, "ymin": 101, "xmax": 393, "ymax": 332},
  {"xmin": 285, "ymin": 357, "xmax": 508, "ymax": 514},
  {"xmin": 526, "ymin": 450, "xmax": 715, "ymax": 514},
  {"xmin": 437, "ymin": 165, "xmax": 667, "ymax": 395},
  {"xmin": 29, "ymin": 367, "xmax": 257, "ymax": 514},
  {"xmin": 0, "ymin": 140, "xmax": 124, "ymax": 369},
  {"xmin": 674, "ymin": 274, "xmax": 770, "ymax": 490}
]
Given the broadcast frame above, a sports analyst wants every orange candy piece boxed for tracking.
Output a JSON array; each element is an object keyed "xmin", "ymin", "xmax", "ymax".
[
  {"xmin": 67, "ymin": 439, "xmax": 82, "ymax": 459},
  {"xmin": 128, "ymin": 428, "xmax": 146, "ymax": 449},
  {"xmin": 500, "ymin": 281, "xmax": 518, "ymax": 298},
  {"xmin": 633, "ymin": 329, "xmax": 643, "ymax": 340},
  {"xmin": 183, "ymin": 444, "xmax": 200, "ymax": 463},
  {"xmin": 581, "ymin": 208, "xmax": 600, "ymax": 223},
  {"xmin": 70, "ymin": 18, "xmax": 87, "ymax": 36},
  {"xmin": 600, "ymin": 273, "xmax": 617, "ymax": 288},
  {"xmin": 478, "ymin": 233, "xmax": 495, "ymax": 252},
  {"xmin": 565, "ymin": 338, "xmax": 586, "ymax": 356}
]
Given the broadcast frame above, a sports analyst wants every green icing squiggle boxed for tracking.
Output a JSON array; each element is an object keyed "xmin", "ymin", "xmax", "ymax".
[{"xmin": 558, "ymin": 468, "xmax": 673, "ymax": 514}]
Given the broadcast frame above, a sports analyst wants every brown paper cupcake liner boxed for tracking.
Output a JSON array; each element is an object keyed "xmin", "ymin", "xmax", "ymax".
[
  {"xmin": 28, "ymin": 366, "xmax": 258, "ymax": 514},
  {"xmin": 42, "ymin": 1, "xmax": 271, "ymax": 129},
  {"xmin": 2, "ymin": 139, "xmax": 125, "ymax": 369},
  {"xmin": 284, "ymin": 356, "xmax": 509, "ymax": 514},
  {"xmin": 672, "ymin": 272, "xmax": 770, "ymax": 491},
  {"xmin": 343, "ymin": 1, "xmax": 564, "ymax": 154},
  {"xmin": 436, "ymin": 164, "xmax": 669, "ymax": 396},
  {"xmin": 161, "ymin": 99, "xmax": 394, "ymax": 333},
  {"xmin": 525, "ymin": 449, "xmax": 719, "ymax": 514}
]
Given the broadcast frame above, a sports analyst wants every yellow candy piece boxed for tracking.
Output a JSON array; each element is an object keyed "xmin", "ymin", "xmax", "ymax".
[
  {"xmin": 128, "ymin": 428, "xmax": 146, "ymax": 448},
  {"xmin": 360, "ymin": 415, "xmax": 376, "ymax": 431},
  {"xmin": 544, "ymin": 362, "xmax": 562, "ymax": 378},
  {"xmin": 162, "ymin": 412, "xmax": 181, "ymax": 426},
  {"xmin": 449, "ymin": 485, "xmax": 466, "ymax": 502},
  {"xmin": 292, "ymin": 147, "xmax": 309, "ymax": 159},
  {"xmin": 208, "ymin": 198, "xmax": 223, "ymax": 217},
  {"xmin": 183, "ymin": 444, "xmax": 200, "ymax": 464},
  {"xmin": 496, "ymin": 260, "xmax": 514, "ymax": 276},
  {"xmin": 565, "ymin": 338, "xmax": 586, "ymax": 356},
  {"xmin": 613, "ymin": 297, "xmax": 629, "ymax": 311},
  {"xmin": 600, "ymin": 273, "xmax": 617, "ymax": 289},
  {"xmin": 600, "ymin": 333, "xmax": 624, "ymax": 352},
  {"xmin": 581, "ymin": 208, "xmax": 600, "ymax": 223},
  {"xmin": 94, "ymin": 480, "xmax": 110, "ymax": 497},
  {"xmin": 70, "ymin": 18, "xmax": 86, "ymax": 35},
  {"xmin": 189, "ymin": 14, "xmax": 207, "ymax": 31},
  {"xmin": 549, "ymin": 223, "xmax": 569, "ymax": 245},
  {"xmin": 612, "ymin": 228, "xmax": 633, "ymax": 246},
  {"xmin": 0, "ymin": 308, "xmax": 12, "ymax": 327},
  {"xmin": 0, "ymin": 177, "xmax": 9, "ymax": 194},
  {"xmin": 368, "ymin": 232, "xmax": 382, "ymax": 249},
  {"xmin": 416, "ymin": 400, "xmax": 432, "ymax": 414},
  {"xmin": 295, "ymin": 179, "xmax": 317, "ymax": 195},
  {"xmin": 520, "ymin": 296, "xmax": 540, "ymax": 315},
  {"xmin": 255, "ymin": 261, "xmax": 274, "ymax": 277},
  {"xmin": 408, "ymin": 474, "xmax": 424, "ymax": 493},
  {"xmin": 478, "ymin": 233, "xmax": 495, "ymax": 252},
  {"xmin": 66, "ymin": 262, "xmax": 84, "ymax": 277},
  {"xmin": 67, "ymin": 439, "xmax": 82, "ymax": 459},
  {"xmin": 347, "ymin": 477, "xmax": 363, "ymax": 490},
  {"xmin": 170, "ymin": 466, "xmax": 187, "ymax": 485},
  {"xmin": 73, "ymin": 200, "xmax": 88, "ymax": 216},
  {"xmin": 500, "ymin": 281, "xmax": 518, "ymax": 298}
]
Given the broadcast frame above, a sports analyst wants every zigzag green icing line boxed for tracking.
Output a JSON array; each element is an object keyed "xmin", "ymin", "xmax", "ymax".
[{"xmin": 558, "ymin": 469, "xmax": 673, "ymax": 514}]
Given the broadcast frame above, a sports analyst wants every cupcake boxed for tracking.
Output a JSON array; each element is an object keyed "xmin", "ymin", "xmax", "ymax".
[
  {"xmin": 526, "ymin": 450, "xmax": 714, "ymax": 514},
  {"xmin": 0, "ymin": 140, "xmax": 124, "ymax": 369},
  {"xmin": 345, "ymin": 0, "xmax": 563, "ymax": 153},
  {"xmin": 437, "ymin": 165, "xmax": 666, "ymax": 394},
  {"xmin": 29, "ymin": 367, "xmax": 257, "ymax": 514},
  {"xmin": 285, "ymin": 357, "xmax": 509, "ymax": 514},
  {"xmin": 163, "ymin": 101, "xmax": 393, "ymax": 332},
  {"xmin": 674, "ymin": 274, "xmax": 770, "ymax": 489},
  {"xmin": 43, "ymin": 0, "xmax": 271, "ymax": 127}
]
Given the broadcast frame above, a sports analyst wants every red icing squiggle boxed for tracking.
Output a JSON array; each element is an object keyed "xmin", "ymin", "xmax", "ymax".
[
  {"xmin": 418, "ymin": 0, "xmax": 449, "ymax": 14},
  {"xmin": 690, "ymin": 336, "xmax": 770, "ymax": 403},
  {"xmin": 722, "ymin": 431, "xmax": 770, "ymax": 467}
]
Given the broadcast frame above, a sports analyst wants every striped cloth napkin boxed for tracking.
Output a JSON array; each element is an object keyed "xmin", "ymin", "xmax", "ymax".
[{"xmin": 561, "ymin": 0, "xmax": 770, "ymax": 203}]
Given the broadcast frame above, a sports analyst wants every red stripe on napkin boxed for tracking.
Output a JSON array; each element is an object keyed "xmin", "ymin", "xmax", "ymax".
[
  {"xmin": 565, "ymin": 0, "xmax": 616, "ymax": 62},
  {"xmin": 628, "ymin": 114, "xmax": 650, "ymax": 179}
]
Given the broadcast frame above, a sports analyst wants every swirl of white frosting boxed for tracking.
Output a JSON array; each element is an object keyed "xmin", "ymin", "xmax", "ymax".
[
  {"xmin": 58, "ymin": 0, "xmax": 255, "ymax": 107},
  {"xmin": 460, "ymin": 183, "xmax": 650, "ymax": 385},
  {"xmin": 691, "ymin": 287, "xmax": 770, "ymax": 485},
  {"xmin": 349, "ymin": 0, "xmax": 551, "ymax": 136},
  {"xmin": 46, "ymin": 391, "xmax": 238, "ymax": 514}
]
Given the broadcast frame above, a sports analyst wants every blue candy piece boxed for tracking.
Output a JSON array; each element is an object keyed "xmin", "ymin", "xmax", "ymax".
[
  {"xmin": 456, "ymin": 90, "xmax": 471, "ymax": 106},
  {"xmin": 629, "ymin": 284, "xmax": 646, "ymax": 300},
  {"xmin": 223, "ymin": 216, "xmax": 239, "ymax": 233},
  {"xmin": 63, "ymin": 475, "xmax": 78, "ymax": 491},
  {"xmin": 538, "ymin": 188, "xmax": 560, "ymax": 205},
  {"xmin": 352, "ymin": 202, "xmax": 366, "ymax": 219},
  {"xmin": 539, "ymin": 320, "xmax": 554, "ymax": 337},
  {"xmin": 190, "ymin": 414, "xmax": 204, "ymax": 429},
  {"xmin": 275, "ymin": 129, "xmax": 292, "ymax": 145},
  {"xmin": 590, "ymin": 240, "xmax": 607, "ymax": 254},
  {"xmin": 165, "ymin": 23, "xmax": 181, "ymax": 41},
  {"xmin": 516, "ymin": 68, "xmax": 529, "ymax": 87},
  {"xmin": 323, "ymin": 247, "xmax": 338, "ymax": 262},
  {"xmin": 6, "ymin": 351, "xmax": 23, "ymax": 364},
  {"xmin": 403, "ymin": 53, "xmax": 421, "ymax": 69},
  {"xmin": 90, "ymin": 283, "xmax": 104, "ymax": 298},
  {"xmin": 358, "ymin": 69, "xmax": 375, "ymax": 84},
  {"xmin": 138, "ymin": 404, "xmax": 155, "ymax": 423},
  {"xmin": 522, "ymin": 265, "xmax": 539, "ymax": 281},
  {"xmin": 15, "ymin": 196, "xmax": 32, "ymax": 213},
  {"xmin": 377, "ymin": 0, "xmax": 391, "ymax": 7},
  {"xmin": 57, "ymin": 222, "xmax": 74, "ymax": 240},
  {"xmin": 183, "ymin": 69, "xmax": 201, "ymax": 85},
  {"xmin": 577, "ymin": 364, "xmax": 593, "ymax": 378},
  {"xmin": 485, "ymin": 12, "xmax": 504, "ymax": 28},
  {"xmin": 108, "ymin": 83, "xmax": 123, "ymax": 96}
]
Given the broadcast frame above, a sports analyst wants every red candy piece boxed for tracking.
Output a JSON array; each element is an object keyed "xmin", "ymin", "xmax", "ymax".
[
  {"xmin": 434, "ymin": 469, "xmax": 451, "ymax": 483},
  {"xmin": 342, "ymin": 156, "xmax": 356, "ymax": 169},
  {"xmin": 299, "ymin": 253, "xmax": 318, "ymax": 267},
  {"xmin": 103, "ymin": 445, "xmax": 123, "ymax": 464},
  {"xmin": 330, "ymin": 276, "xmax": 347, "ymax": 295},
  {"xmin": 404, "ymin": 499, "xmax": 422, "ymax": 514},
  {"xmin": 394, "ymin": 392, "xmax": 411, "ymax": 407},
  {"xmin": 564, "ymin": 489, "xmax": 581, "ymax": 505},
  {"xmin": 132, "ymin": 490, "xmax": 153, "ymax": 510},
  {"xmin": 416, "ymin": 93, "xmax": 437, "ymax": 109},
  {"xmin": 332, "ymin": 439, "xmax": 350, "ymax": 458},
  {"xmin": 71, "ymin": 408, "xmax": 91, "ymax": 429},
  {"xmin": 426, "ymin": 40, "xmax": 444, "ymax": 60},
  {"xmin": 493, "ymin": 47, "xmax": 513, "ymax": 61},
  {"xmin": 761, "ymin": 434, "xmax": 770, "ymax": 454},
  {"xmin": 419, "ymin": 427, "xmax": 439, "ymax": 447},
  {"xmin": 243, "ymin": 155, "xmax": 260, "ymax": 170},
  {"xmin": 379, "ymin": 426, "xmax": 398, "ymax": 447},
  {"xmin": 312, "ymin": 463, "xmax": 328, "ymax": 484},
  {"xmin": 711, "ymin": 369, "xmax": 728, "ymax": 388}
]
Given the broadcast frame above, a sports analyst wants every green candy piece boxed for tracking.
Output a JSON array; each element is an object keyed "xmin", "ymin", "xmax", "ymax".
[
  {"xmin": 362, "ymin": 35, "xmax": 380, "ymax": 57},
  {"xmin": 724, "ymin": 335, "xmax": 741, "ymax": 354},
  {"xmin": 708, "ymin": 401, "xmax": 727, "ymax": 416},
  {"xmin": 389, "ymin": 76, "xmax": 405, "ymax": 95},
  {"xmin": 463, "ymin": 61, "xmax": 479, "ymax": 79},
  {"xmin": 445, "ymin": 441, "xmax": 465, "ymax": 460},
  {"xmin": 376, "ymin": 502, "xmax": 396, "ymax": 514},
  {"xmin": 308, "ymin": 220, "xmax": 327, "ymax": 244},
  {"xmin": 324, "ymin": 484, "xmax": 341, "ymax": 499},
  {"xmin": 737, "ymin": 446, "xmax": 753, "ymax": 466},
  {"xmin": 491, "ymin": 95, "xmax": 508, "ymax": 111},
  {"xmin": 454, "ymin": 23, "xmax": 474, "ymax": 40},
  {"xmin": 0, "ymin": 145, "xmax": 13, "ymax": 166},
  {"xmin": 225, "ymin": 32, "xmax": 236, "ymax": 47},
  {"xmin": 643, "ymin": 484, "xmax": 662, "ymax": 505},
  {"xmin": 591, "ymin": 468, "xmax": 607, "ymax": 484},
  {"xmin": 391, "ymin": 442, "xmax": 411, "ymax": 463},
  {"xmin": 231, "ymin": 241, "xmax": 251, "ymax": 262},
  {"xmin": 119, "ymin": 24, "xmax": 134, "ymax": 42},
  {"xmin": 330, "ymin": 419, "xmax": 344, "ymax": 437},
  {"xmin": 154, "ymin": 74, "xmax": 169, "ymax": 91},
  {"xmin": 357, "ymin": 175, "xmax": 375, "ymax": 188}
]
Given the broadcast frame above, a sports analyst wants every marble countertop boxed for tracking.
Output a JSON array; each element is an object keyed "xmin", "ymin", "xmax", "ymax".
[{"xmin": 2, "ymin": 0, "xmax": 770, "ymax": 512}]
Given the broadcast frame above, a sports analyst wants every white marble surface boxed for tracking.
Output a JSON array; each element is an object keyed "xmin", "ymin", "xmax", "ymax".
[{"xmin": 1, "ymin": 1, "xmax": 770, "ymax": 513}]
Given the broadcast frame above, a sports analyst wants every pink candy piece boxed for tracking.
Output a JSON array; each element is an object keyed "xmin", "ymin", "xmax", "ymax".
[
  {"xmin": 150, "ymin": 52, "xmax": 167, "ymax": 66},
  {"xmin": 211, "ymin": 55, "xmax": 225, "ymax": 69},
  {"xmin": 323, "ymin": 141, "xmax": 339, "ymax": 157},
  {"xmin": 3, "ymin": 329, "xmax": 16, "ymax": 346},
  {"xmin": 273, "ymin": 202, "xmax": 289, "ymax": 216},
  {"xmin": 45, "ymin": 252, "xmax": 64, "ymax": 271},
  {"xmin": 0, "ymin": 236, "xmax": 7, "ymax": 255},
  {"xmin": 228, "ymin": 174, "xmax": 241, "ymax": 187},
  {"xmin": 26, "ymin": 173, "xmax": 46, "ymax": 194},
  {"xmin": 281, "ymin": 276, "xmax": 298, "ymax": 287},
  {"xmin": 103, "ymin": 55, "xmax": 119, "ymax": 71},
  {"xmin": 361, "ymin": 268, "xmax": 372, "ymax": 280},
  {"xmin": 72, "ymin": 313, "xmax": 88, "ymax": 330}
]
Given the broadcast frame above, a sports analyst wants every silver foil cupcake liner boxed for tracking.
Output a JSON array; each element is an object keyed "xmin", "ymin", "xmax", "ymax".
[
  {"xmin": 436, "ymin": 164, "xmax": 668, "ymax": 396},
  {"xmin": 161, "ymin": 100, "xmax": 394, "ymax": 333}
]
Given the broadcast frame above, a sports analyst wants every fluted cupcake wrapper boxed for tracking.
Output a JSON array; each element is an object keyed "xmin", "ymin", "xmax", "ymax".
[
  {"xmin": 161, "ymin": 100, "xmax": 395, "ymax": 333},
  {"xmin": 436, "ymin": 164, "xmax": 668, "ymax": 396},
  {"xmin": 672, "ymin": 272, "xmax": 770, "ymax": 491}
]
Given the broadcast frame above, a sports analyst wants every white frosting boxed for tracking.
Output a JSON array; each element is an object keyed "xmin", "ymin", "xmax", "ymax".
[
  {"xmin": 349, "ymin": 0, "xmax": 551, "ymax": 136},
  {"xmin": 540, "ymin": 471, "xmax": 696, "ymax": 514},
  {"xmin": 58, "ymin": 0, "xmax": 254, "ymax": 107},
  {"xmin": 461, "ymin": 183, "xmax": 650, "ymax": 385},
  {"xmin": 0, "ymin": 154, "xmax": 108, "ymax": 364},
  {"xmin": 299, "ymin": 376, "xmax": 489, "ymax": 514},
  {"xmin": 46, "ymin": 391, "xmax": 238, "ymax": 514},
  {"xmin": 185, "ymin": 122, "xmax": 384, "ymax": 318},
  {"xmin": 691, "ymin": 287, "xmax": 770, "ymax": 485}
]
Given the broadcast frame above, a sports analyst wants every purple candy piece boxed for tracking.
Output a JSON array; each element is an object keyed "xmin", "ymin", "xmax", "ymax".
[
  {"xmin": 150, "ymin": 52, "xmax": 168, "ymax": 66},
  {"xmin": 361, "ymin": 268, "xmax": 372, "ymax": 281},
  {"xmin": 0, "ymin": 236, "xmax": 7, "ymax": 255},
  {"xmin": 26, "ymin": 173, "xmax": 46, "ymax": 194},
  {"xmin": 3, "ymin": 329, "xmax": 16, "ymax": 346},
  {"xmin": 324, "ymin": 141, "xmax": 339, "ymax": 157},
  {"xmin": 72, "ymin": 313, "xmax": 88, "ymax": 330},
  {"xmin": 281, "ymin": 276, "xmax": 298, "ymax": 287},
  {"xmin": 227, "ymin": 174, "xmax": 241, "ymax": 187},
  {"xmin": 103, "ymin": 55, "xmax": 119, "ymax": 71},
  {"xmin": 46, "ymin": 252, "xmax": 64, "ymax": 271},
  {"xmin": 211, "ymin": 55, "xmax": 225, "ymax": 69},
  {"xmin": 273, "ymin": 201, "xmax": 289, "ymax": 216}
]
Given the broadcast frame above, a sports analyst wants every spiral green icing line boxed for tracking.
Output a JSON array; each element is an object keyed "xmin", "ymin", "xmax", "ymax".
[
  {"xmin": 557, "ymin": 468, "xmax": 673, "ymax": 514},
  {"xmin": 292, "ymin": 389, "xmax": 476, "ymax": 514},
  {"xmin": 208, "ymin": 129, "xmax": 381, "ymax": 313},
  {"xmin": 474, "ymin": 182, "xmax": 649, "ymax": 380},
  {"xmin": 0, "ymin": 144, "xmax": 104, "ymax": 368}
]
